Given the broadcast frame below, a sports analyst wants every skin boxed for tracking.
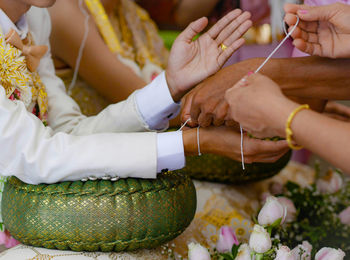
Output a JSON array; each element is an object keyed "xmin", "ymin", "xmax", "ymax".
[
  {"xmin": 49, "ymin": 0, "xmax": 146, "ymax": 103},
  {"xmin": 285, "ymin": 3, "xmax": 350, "ymax": 59},
  {"xmin": 181, "ymin": 56, "xmax": 350, "ymax": 127},
  {"xmin": 225, "ymin": 73, "xmax": 350, "ymax": 174},
  {"xmin": 2, "ymin": 2, "xmax": 287, "ymax": 163}
]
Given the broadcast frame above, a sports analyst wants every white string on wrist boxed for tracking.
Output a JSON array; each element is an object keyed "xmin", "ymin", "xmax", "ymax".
[
  {"xmin": 239, "ymin": 15, "xmax": 300, "ymax": 171},
  {"xmin": 197, "ymin": 126, "xmax": 202, "ymax": 156},
  {"xmin": 68, "ymin": 0, "xmax": 90, "ymax": 95},
  {"xmin": 178, "ymin": 118, "xmax": 191, "ymax": 132}
]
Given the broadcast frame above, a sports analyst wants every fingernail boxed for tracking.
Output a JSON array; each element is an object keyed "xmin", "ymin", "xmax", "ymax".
[
  {"xmin": 298, "ymin": 10, "xmax": 308, "ymax": 14},
  {"xmin": 247, "ymin": 71, "xmax": 254, "ymax": 76}
]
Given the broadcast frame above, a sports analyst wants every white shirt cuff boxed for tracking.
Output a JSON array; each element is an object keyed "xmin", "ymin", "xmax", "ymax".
[
  {"xmin": 136, "ymin": 71, "xmax": 181, "ymax": 130},
  {"xmin": 156, "ymin": 131, "xmax": 185, "ymax": 173}
]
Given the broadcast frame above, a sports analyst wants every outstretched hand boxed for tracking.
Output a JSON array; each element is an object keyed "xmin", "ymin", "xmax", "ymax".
[
  {"xmin": 284, "ymin": 3, "xmax": 350, "ymax": 58},
  {"xmin": 166, "ymin": 9, "xmax": 252, "ymax": 102}
]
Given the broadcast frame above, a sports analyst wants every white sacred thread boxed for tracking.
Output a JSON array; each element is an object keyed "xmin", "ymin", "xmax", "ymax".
[
  {"xmin": 239, "ymin": 15, "xmax": 300, "ymax": 171},
  {"xmin": 68, "ymin": 0, "xmax": 91, "ymax": 95},
  {"xmin": 197, "ymin": 126, "xmax": 202, "ymax": 156},
  {"xmin": 178, "ymin": 118, "xmax": 191, "ymax": 131}
]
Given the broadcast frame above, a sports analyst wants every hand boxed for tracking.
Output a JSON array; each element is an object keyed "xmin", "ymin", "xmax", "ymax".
[
  {"xmin": 199, "ymin": 126, "xmax": 289, "ymax": 163},
  {"xmin": 323, "ymin": 101, "xmax": 350, "ymax": 121},
  {"xmin": 284, "ymin": 3, "xmax": 350, "ymax": 58},
  {"xmin": 224, "ymin": 73, "xmax": 299, "ymax": 138},
  {"xmin": 181, "ymin": 59, "xmax": 256, "ymax": 127},
  {"xmin": 166, "ymin": 9, "xmax": 252, "ymax": 102}
]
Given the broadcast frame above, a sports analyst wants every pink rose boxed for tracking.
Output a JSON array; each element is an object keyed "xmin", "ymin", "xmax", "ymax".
[
  {"xmin": 315, "ymin": 247, "xmax": 345, "ymax": 260},
  {"xmin": 316, "ymin": 170, "xmax": 343, "ymax": 194},
  {"xmin": 216, "ymin": 226, "xmax": 239, "ymax": 253},
  {"xmin": 291, "ymin": 241, "xmax": 312, "ymax": 260},
  {"xmin": 0, "ymin": 230, "xmax": 20, "ymax": 248},
  {"xmin": 258, "ymin": 196, "xmax": 287, "ymax": 226},
  {"xmin": 277, "ymin": 197, "xmax": 297, "ymax": 223},
  {"xmin": 249, "ymin": 224, "xmax": 271, "ymax": 254},
  {"xmin": 339, "ymin": 206, "xmax": 350, "ymax": 225}
]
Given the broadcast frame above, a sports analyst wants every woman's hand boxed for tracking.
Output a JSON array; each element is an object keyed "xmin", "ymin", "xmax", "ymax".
[
  {"xmin": 224, "ymin": 73, "xmax": 299, "ymax": 138},
  {"xmin": 284, "ymin": 3, "xmax": 350, "ymax": 58},
  {"xmin": 166, "ymin": 9, "xmax": 252, "ymax": 102},
  {"xmin": 324, "ymin": 101, "xmax": 350, "ymax": 121},
  {"xmin": 183, "ymin": 126, "xmax": 289, "ymax": 163}
]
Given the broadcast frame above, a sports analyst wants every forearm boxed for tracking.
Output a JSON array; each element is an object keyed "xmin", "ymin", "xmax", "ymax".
[
  {"xmin": 271, "ymin": 99, "xmax": 350, "ymax": 174},
  {"xmin": 255, "ymin": 56, "xmax": 350, "ymax": 100},
  {"xmin": 175, "ymin": 0, "xmax": 220, "ymax": 28}
]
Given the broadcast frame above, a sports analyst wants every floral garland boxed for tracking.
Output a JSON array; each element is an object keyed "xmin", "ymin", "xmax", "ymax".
[
  {"xmin": 0, "ymin": 29, "xmax": 48, "ymax": 245},
  {"xmin": 187, "ymin": 167, "xmax": 349, "ymax": 260}
]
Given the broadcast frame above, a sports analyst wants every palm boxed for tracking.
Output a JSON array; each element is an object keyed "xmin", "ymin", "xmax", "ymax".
[
  {"xmin": 316, "ymin": 21, "xmax": 350, "ymax": 58},
  {"xmin": 166, "ymin": 10, "xmax": 252, "ymax": 100}
]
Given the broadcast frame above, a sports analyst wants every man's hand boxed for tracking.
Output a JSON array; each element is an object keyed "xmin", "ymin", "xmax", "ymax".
[{"xmin": 166, "ymin": 9, "xmax": 252, "ymax": 102}]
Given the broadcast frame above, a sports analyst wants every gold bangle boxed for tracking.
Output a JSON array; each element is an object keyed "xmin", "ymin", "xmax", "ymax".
[{"xmin": 286, "ymin": 104, "xmax": 310, "ymax": 150}]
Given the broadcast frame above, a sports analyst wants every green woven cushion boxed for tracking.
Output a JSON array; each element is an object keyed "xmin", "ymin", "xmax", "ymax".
[
  {"xmin": 179, "ymin": 151, "xmax": 291, "ymax": 184},
  {"xmin": 1, "ymin": 172, "xmax": 196, "ymax": 252}
]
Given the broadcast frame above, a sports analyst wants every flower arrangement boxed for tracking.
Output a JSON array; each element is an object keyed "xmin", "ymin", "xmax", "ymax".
[{"xmin": 187, "ymin": 167, "xmax": 349, "ymax": 260}]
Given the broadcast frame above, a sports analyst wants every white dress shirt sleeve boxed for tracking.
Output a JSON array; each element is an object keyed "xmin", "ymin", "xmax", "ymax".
[{"xmin": 135, "ymin": 72, "xmax": 185, "ymax": 173}]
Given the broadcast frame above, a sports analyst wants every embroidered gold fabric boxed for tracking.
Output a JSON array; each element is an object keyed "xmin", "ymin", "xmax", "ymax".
[{"xmin": 0, "ymin": 162, "xmax": 315, "ymax": 259}]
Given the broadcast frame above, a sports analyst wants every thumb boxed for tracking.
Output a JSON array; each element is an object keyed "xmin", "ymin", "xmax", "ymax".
[
  {"xmin": 296, "ymin": 4, "xmax": 334, "ymax": 22},
  {"xmin": 177, "ymin": 17, "xmax": 208, "ymax": 43}
]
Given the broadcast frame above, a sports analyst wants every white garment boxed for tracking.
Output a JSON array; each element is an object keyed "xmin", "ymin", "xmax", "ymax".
[{"xmin": 0, "ymin": 7, "xmax": 185, "ymax": 185}]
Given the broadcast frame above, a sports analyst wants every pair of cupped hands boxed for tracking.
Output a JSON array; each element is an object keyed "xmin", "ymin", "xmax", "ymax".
[{"xmin": 166, "ymin": 3, "xmax": 350, "ymax": 163}]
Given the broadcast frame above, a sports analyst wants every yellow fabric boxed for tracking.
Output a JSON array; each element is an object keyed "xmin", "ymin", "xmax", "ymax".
[{"xmin": 84, "ymin": 0, "xmax": 168, "ymax": 69}]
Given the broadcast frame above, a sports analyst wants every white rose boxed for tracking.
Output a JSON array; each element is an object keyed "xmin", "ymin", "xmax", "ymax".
[
  {"xmin": 316, "ymin": 170, "xmax": 343, "ymax": 194},
  {"xmin": 249, "ymin": 224, "xmax": 272, "ymax": 254},
  {"xmin": 291, "ymin": 241, "xmax": 312, "ymax": 260},
  {"xmin": 236, "ymin": 243, "xmax": 251, "ymax": 260},
  {"xmin": 315, "ymin": 247, "xmax": 345, "ymax": 260},
  {"xmin": 277, "ymin": 197, "xmax": 297, "ymax": 223},
  {"xmin": 188, "ymin": 242, "xmax": 211, "ymax": 260},
  {"xmin": 258, "ymin": 196, "xmax": 287, "ymax": 226},
  {"xmin": 275, "ymin": 246, "xmax": 296, "ymax": 260}
]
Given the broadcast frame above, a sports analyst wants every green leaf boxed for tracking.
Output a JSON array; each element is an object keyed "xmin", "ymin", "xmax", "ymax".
[
  {"xmin": 231, "ymin": 243, "xmax": 241, "ymax": 259},
  {"xmin": 219, "ymin": 253, "xmax": 233, "ymax": 260}
]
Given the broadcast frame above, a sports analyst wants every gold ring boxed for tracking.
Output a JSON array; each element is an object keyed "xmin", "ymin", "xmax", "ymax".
[{"xmin": 220, "ymin": 44, "xmax": 227, "ymax": 51}]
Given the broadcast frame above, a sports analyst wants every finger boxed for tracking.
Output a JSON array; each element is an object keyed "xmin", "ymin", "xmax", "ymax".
[
  {"xmin": 190, "ymin": 101, "xmax": 201, "ymax": 125},
  {"xmin": 207, "ymin": 9, "xmax": 243, "ymax": 39},
  {"xmin": 198, "ymin": 113, "xmax": 213, "ymax": 127},
  {"xmin": 213, "ymin": 101, "xmax": 229, "ymax": 126},
  {"xmin": 246, "ymin": 139, "xmax": 289, "ymax": 154},
  {"xmin": 296, "ymin": 4, "xmax": 335, "ymax": 22},
  {"xmin": 284, "ymin": 3, "xmax": 309, "ymax": 14},
  {"xmin": 224, "ymin": 20, "xmax": 252, "ymax": 46},
  {"xmin": 289, "ymin": 26, "xmax": 318, "ymax": 43},
  {"xmin": 177, "ymin": 17, "xmax": 208, "ymax": 43},
  {"xmin": 218, "ymin": 38, "xmax": 245, "ymax": 66},
  {"xmin": 197, "ymin": 98, "xmax": 221, "ymax": 127},
  {"xmin": 215, "ymin": 11, "xmax": 251, "ymax": 44},
  {"xmin": 181, "ymin": 94, "xmax": 193, "ymax": 123},
  {"xmin": 292, "ymin": 39, "xmax": 322, "ymax": 56},
  {"xmin": 251, "ymin": 150, "xmax": 289, "ymax": 163}
]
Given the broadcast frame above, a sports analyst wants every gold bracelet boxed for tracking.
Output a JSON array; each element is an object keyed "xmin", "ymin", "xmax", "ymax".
[{"xmin": 286, "ymin": 104, "xmax": 310, "ymax": 150}]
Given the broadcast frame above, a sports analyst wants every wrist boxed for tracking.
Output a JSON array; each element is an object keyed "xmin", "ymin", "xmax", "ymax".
[
  {"xmin": 267, "ymin": 97, "xmax": 300, "ymax": 137},
  {"xmin": 183, "ymin": 128, "xmax": 197, "ymax": 156},
  {"xmin": 165, "ymin": 69, "xmax": 182, "ymax": 102}
]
